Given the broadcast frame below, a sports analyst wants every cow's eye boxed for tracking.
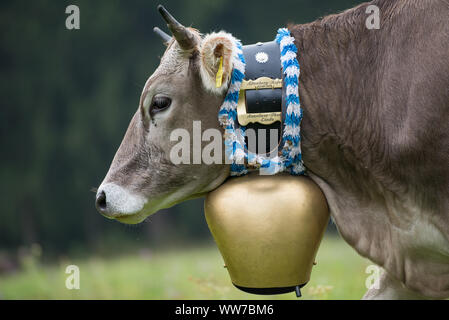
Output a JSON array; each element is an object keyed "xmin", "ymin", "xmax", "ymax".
[{"xmin": 150, "ymin": 96, "xmax": 171, "ymax": 114}]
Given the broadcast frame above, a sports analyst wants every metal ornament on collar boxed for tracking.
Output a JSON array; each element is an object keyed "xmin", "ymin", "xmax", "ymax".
[
  {"xmin": 237, "ymin": 77, "xmax": 283, "ymax": 126},
  {"xmin": 218, "ymin": 28, "xmax": 305, "ymax": 176},
  {"xmin": 255, "ymin": 52, "xmax": 269, "ymax": 63}
]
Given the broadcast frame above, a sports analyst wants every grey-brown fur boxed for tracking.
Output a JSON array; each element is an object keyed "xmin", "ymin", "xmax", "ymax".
[{"xmin": 291, "ymin": 0, "xmax": 449, "ymax": 298}]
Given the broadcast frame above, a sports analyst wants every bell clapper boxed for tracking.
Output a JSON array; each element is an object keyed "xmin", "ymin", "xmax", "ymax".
[{"xmin": 295, "ymin": 286, "xmax": 302, "ymax": 298}]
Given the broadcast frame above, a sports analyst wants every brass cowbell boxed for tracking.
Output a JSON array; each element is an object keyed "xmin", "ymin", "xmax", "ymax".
[{"xmin": 204, "ymin": 173, "xmax": 329, "ymax": 296}]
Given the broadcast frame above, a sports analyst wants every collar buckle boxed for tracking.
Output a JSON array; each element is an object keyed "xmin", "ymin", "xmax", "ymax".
[{"xmin": 237, "ymin": 77, "xmax": 283, "ymax": 126}]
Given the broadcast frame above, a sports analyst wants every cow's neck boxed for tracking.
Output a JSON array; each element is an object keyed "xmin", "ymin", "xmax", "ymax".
[
  {"xmin": 290, "ymin": 10, "xmax": 384, "ymax": 194},
  {"xmin": 288, "ymin": 5, "xmax": 390, "ymax": 264}
]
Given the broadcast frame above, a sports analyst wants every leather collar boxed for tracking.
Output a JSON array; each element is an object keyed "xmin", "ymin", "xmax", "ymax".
[{"xmin": 237, "ymin": 40, "xmax": 284, "ymax": 157}]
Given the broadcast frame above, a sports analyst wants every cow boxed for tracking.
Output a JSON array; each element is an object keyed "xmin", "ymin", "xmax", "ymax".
[{"xmin": 95, "ymin": 0, "xmax": 449, "ymax": 299}]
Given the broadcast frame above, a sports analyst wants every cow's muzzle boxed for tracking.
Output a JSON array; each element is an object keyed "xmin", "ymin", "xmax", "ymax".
[
  {"xmin": 95, "ymin": 183, "xmax": 146, "ymax": 220},
  {"xmin": 95, "ymin": 190, "xmax": 108, "ymax": 214}
]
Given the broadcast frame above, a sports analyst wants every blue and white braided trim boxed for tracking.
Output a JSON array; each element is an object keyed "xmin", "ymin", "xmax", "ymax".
[
  {"xmin": 218, "ymin": 40, "xmax": 247, "ymax": 175},
  {"xmin": 219, "ymin": 28, "xmax": 305, "ymax": 176},
  {"xmin": 276, "ymin": 28, "xmax": 305, "ymax": 175}
]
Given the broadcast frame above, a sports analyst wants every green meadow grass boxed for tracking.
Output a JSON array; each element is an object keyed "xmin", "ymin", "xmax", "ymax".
[{"xmin": 0, "ymin": 236, "xmax": 372, "ymax": 300}]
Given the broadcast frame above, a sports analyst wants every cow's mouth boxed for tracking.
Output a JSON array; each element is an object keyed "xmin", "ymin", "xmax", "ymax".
[
  {"xmin": 113, "ymin": 191, "xmax": 211, "ymax": 225},
  {"xmin": 95, "ymin": 179, "xmax": 218, "ymax": 225},
  {"xmin": 115, "ymin": 212, "xmax": 147, "ymax": 224},
  {"xmin": 98, "ymin": 210, "xmax": 147, "ymax": 224}
]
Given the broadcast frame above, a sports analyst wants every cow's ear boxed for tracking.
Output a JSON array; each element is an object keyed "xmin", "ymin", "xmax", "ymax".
[{"xmin": 200, "ymin": 32, "xmax": 236, "ymax": 95}]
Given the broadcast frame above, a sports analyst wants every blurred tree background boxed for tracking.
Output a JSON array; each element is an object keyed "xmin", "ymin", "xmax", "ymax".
[{"xmin": 0, "ymin": 0, "xmax": 366, "ymax": 260}]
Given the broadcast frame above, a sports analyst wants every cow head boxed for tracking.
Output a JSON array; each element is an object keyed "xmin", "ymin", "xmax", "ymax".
[{"xmin": 95, "ymin": 6, "xmax": 236, "ymax": 224}]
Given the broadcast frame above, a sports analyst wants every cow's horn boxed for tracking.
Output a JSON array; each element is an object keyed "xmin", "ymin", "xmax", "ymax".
[
  {"xmin": 153, "ymin": 27, "xmax": 171, "ymax": 44},
  {"xmin": 157, "ymin": 4, "xmax": 197, "ymax": 50}
]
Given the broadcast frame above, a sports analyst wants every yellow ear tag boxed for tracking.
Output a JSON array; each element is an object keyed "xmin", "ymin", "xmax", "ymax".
[{"xmin": 215, "ymin": 56, "xmax": 224, "ymax": 88}]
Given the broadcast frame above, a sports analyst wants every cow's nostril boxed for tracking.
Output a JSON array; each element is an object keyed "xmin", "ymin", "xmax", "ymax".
[{"xmin": 96, "ymin": 191, "xmax": 107, "ymax": 211}]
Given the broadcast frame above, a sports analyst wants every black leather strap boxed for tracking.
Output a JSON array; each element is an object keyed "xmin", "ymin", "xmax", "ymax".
[
  {"xmin": 244, "ymin": 41, "xmax": 282, "ymax": 79},
  {"xmin": 240, "ymin": 41, "xmax": 283, "ymax": 156}
]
